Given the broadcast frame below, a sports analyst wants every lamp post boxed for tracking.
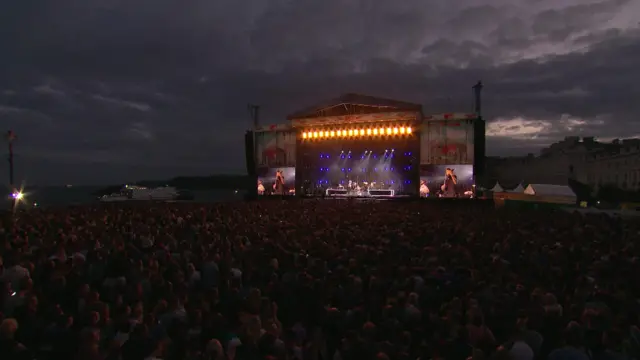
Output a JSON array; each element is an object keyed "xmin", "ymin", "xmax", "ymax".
[{"xmin": 6, "ymin": 130, "xmax": 16, "ymax": 208}]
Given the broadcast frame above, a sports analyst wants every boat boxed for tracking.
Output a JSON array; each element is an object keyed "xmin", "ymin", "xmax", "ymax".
[{"xmin": 99, "ymin": 185, "xmax": 181, "ymax": 202}]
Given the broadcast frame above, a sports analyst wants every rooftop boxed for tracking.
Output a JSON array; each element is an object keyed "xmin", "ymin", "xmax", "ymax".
[{"xmin": 287, "ymin": 93, "xmax": 422, "ymax": 120}]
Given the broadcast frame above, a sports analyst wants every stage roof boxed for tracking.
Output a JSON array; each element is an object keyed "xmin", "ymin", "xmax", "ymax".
[{"xmin": 287, "ymin": 93, "xmax": 422, "ymax": 120}]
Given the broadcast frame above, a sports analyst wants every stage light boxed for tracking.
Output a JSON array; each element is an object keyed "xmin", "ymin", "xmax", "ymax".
[
  {"xmin": 378, "ymin": 127, "xmax": 384, "ymax": 135},
  {"xmin": 330, "ymin": 130, "xmax": 335, "ymax": 137},
  {"xmin": 366, "ymin": 129, "xmax": 372, "ymax": 135},
  {"xmin": 302, "ymin": 132, "xmax": 308, "ymax": 139},
  {"xmin": 400, "ymin": 127, "xmax": 406, "ymax": 134},
  {"xmin": 318, "ymin": 131, "xmax": 324, "ymax": 137},
  {"xmin": 348, "ymin": 129, "xmax": 353, "ymax": 136},
  {"xmin": 341, "ymin": 130, "xmax": 346, "ymax": 137},
  {"xmin": 313, "ymin": 131, "xmax": 318, "ymax": 138},
  {"xmin": 386, "ymin": 127, "xmax": 392, "ymax": 135},
  {"xmin": 373, "ymin": 128, "xmax": 378, "ymax": 135},
  {"xmin": 391, "ymin": 149, "xmax": 395, "ymax": 152},
  {"xmin": 407, "ymin": 127, "xmax": 412, "ymax": 134},
  {"xmin": 359, "ymin": 129, "xmax": 364, "ymax": 136},
  {"xmin": 393, "ymin": 127, "xmax": 398, "ymax": 134}
]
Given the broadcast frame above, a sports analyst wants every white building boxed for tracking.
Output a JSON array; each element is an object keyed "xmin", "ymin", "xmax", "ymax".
[
  {"xmin": 586, "ymin": 139, "xmax": 640, "ymax": 191},
  {"xmin": 487, "ymin": 137, "xmax": 640, "ymax": 191}
]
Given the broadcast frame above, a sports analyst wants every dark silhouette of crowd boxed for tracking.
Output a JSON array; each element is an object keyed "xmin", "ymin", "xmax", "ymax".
[{"xmin": 1, "ymin": 200, "xmax": 639, "ymax": 360}]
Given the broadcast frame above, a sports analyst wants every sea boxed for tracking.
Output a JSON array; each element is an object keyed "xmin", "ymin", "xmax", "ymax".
[{"xmin": 1, "ymin": 186, "xmax": 247, "ymax": 210}]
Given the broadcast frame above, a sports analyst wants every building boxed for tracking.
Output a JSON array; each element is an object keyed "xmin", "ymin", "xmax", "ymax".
[
  {"xmin": 250, "ymin": 93, "xmax": 486, "ymax": 197},
  {"xmin": 486, "ymin": 136, "xmax": 640, "ymax": 191},
  {"xmin": 586, "ymin": 139, "xmax": 640, "ymax": 191}
]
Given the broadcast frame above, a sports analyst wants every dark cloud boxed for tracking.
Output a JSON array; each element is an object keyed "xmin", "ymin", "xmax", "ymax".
[{"xmin": 0, "ymin": 0, "xmax": 638, "ymax": 184}]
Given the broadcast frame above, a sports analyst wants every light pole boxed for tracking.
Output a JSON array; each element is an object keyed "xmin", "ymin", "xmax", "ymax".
[{"xmin": 6, "ymin": 130, "xmax": 16, "ymax": 208}]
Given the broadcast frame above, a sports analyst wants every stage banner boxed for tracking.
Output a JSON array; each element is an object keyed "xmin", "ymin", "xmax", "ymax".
[
  {"xmin": 255, "ymin": 130, "xmax": 297, "ymax": 170},
  {"xmin": 420, "ymin": 120, "xmax": 474, "ymax": 165}
]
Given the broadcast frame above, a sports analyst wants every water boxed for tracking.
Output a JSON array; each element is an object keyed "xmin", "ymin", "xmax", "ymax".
[{"xmin": 1, "ymin": 186, "xmax": 247, "ymax": 210}]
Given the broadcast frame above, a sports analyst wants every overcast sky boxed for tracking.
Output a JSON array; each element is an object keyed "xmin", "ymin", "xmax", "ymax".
[{"xmin": 1, "ymin": 0, "xmax": 639, "ymax": 185}]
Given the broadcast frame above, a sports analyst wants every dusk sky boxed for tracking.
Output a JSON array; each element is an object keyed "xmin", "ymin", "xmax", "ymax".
[{"xmin": 1, "ymin": 0, "xmax": 639, "ymax": 185}]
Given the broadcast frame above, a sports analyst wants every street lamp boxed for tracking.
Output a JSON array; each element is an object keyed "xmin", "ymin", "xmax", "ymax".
[{"xmin": 5, "ymin": 130, "xmax": 16, "ymax": 208}]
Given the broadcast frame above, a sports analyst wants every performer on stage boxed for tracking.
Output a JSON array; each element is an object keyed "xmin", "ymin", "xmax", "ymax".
[
  {"xmin": 273, "ymin": 170, "xmax": 285, "ymax": 195},
  {"xmin": 441, "ymin": 168, "xmax": 458, "ymax": 198},
  {"xmin": 419, "ymin": 179, "xmax": 430, "ymax": 197},
  {"xmin": 257, "ymin": 180, "xmax": 265, "ymax": 195}
]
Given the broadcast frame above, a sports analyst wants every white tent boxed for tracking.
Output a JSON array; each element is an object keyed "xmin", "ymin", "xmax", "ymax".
[
  {"xmin": 510, "ymin": 184, "xmax": 525, "ymax": 193},
  {"xmin": 490, "ymin": 182, "xmax": 504, "ymax": 192},
  {"xmin": 524, "ymin": 184, "xmax": 576, "ymax": 199}
]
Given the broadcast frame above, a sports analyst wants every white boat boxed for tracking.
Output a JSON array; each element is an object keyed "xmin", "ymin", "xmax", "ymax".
[{"xmin": 100, "ymin": 185, "xmax": 180, "ymax": 202}]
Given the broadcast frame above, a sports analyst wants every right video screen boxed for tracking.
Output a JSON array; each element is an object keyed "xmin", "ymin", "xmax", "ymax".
[{"xmin": 419, "ymin": 164, "xmax": 474, "ymax": 198}]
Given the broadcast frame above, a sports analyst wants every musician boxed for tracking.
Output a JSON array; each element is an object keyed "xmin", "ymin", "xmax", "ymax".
[
  {"xmin": 273, "ymin": 170, "xmax": 285, "ymax": 195},
  {"xmin": 419, "ymin": 179, "xmax": 430, "ymax": 197},
  {"xmin": 257, "ymin": 180, "xmax": 265, "ymax": 195},
  {"xmin": 441, "ymin": 168, "xmax": 458, "ymax": 198}
]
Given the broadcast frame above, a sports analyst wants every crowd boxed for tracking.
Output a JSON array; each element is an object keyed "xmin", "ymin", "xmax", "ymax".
[{"xmin": 0, "ymin": 199, "xmax": 639, "ymax": 360}]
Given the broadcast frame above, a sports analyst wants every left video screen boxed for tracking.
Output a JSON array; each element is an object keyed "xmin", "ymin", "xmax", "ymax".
[{"xmin": 257, "ymin": 167, "xmax": 296, "ymax": 195}]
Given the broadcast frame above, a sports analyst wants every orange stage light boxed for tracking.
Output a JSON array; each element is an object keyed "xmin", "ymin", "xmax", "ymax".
[{"xmin": 302, "ymin": 125, "xmax": 413, "ymax": 140}]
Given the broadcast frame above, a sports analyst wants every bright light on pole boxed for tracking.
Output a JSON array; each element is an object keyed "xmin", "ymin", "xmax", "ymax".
[{"xmin": 12, "ymin": 191, "xmax": 23, "ymax": 201}]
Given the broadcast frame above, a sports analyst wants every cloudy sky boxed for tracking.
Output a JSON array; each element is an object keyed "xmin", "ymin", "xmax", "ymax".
[{"xmin": 1, "ymin": 0, "xmax": 639, "ymax": 185}]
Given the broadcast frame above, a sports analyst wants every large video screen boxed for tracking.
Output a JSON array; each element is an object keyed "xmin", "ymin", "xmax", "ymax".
[
  {"xmin": 257, "ymin": 167, "xmax": 296, "ymax": 196},
  {"xmin": 420, "ymin": 120, "xmax": 475, "ymax": 165},
  {"xmin": 419, "ymin": 164, "xmax": 474, "ymax": 198}
]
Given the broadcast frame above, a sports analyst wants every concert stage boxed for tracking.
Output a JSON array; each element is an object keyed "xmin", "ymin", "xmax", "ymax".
[{"xmin": 251, "ymin": 92, "xmax": 486, "ymax": 198}]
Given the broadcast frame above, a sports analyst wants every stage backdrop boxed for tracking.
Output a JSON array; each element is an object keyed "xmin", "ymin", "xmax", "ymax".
[
  {"xmin": 420, "ymin": 120, "xmax": 475, "ymax": 165},
  {"xmin": 255, "ymin": 130, "xmax": 297, "ymax": 170}
]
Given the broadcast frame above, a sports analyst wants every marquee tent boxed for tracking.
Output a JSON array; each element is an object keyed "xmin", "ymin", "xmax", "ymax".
[
  {"xmin": 490, "ymin": 182, "xmax": 504, "ymax": 192},
  {"xmin": 509, "ymin": 184, "xmax": 525, "ymax": 193},
  {"xmin": 524, "ymin": 184, "xmax": 576, "ymax": 200}
]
